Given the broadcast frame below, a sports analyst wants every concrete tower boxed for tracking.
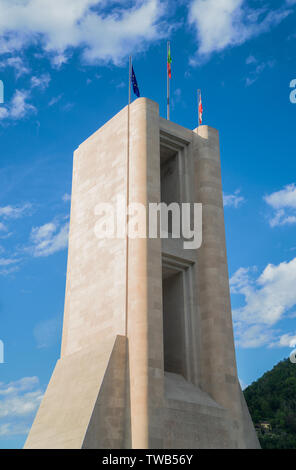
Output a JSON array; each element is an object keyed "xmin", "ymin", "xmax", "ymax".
[{"xmin": 25, "ymin": 98, "xmax": 259, "ymax": 449}]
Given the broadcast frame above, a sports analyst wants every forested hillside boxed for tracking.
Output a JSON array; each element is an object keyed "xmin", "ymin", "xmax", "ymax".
[{"xmin": 244, "ymin": 358, "xmax": 296, "ymax": 449}]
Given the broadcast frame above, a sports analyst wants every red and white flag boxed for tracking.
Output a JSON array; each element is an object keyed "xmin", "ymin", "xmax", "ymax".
[{"xmin": 198, "ymin": 91, "xmax": 203, "ymax": 125}]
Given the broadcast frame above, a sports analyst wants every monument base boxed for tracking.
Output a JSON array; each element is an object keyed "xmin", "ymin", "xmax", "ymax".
[{"xmin": 25, "ymin": 335, "xmax": 259, "ymax": 449}]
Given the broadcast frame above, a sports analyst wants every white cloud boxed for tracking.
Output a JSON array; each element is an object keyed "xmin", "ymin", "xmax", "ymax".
[
  {"xmin": 30, "ymin": 73, "xmax": 51, "ymax": 90},
  {"xmin": 264, "ymin": 183, "xmax": 296, "ymax": 227},
  {"xmin": 245, "ymin": 59, "xmax": 275, "ymax": 87},
  {"xmin": 0, "ymin": 232, "xmax": 12, "ymax": 240},
  {"xmin": 246, "ymin": 54, "xmax": 257, "ymax": 65},
  {"xmin": 0, "ymin": 203, "xmax": 32, "ymax": 219},
  {"xmin": 0, "ymin": 378, "xmax": 43, "ymax": 417},
  {"xmin": 270, "ymin": 333, "xmax": 296, "ymax": 348},
  {"xmin": 0, "ymin": 56, "xmax": 30, "ymax": 77},
  {"xmin": 0, "ymin": 0, "xmax": 168, "ymax": 65},
  {"xmin": 10, "ymin": 90, "xmax": 36, "ymax": 119},
  {"xmin": 231, "ymin": 257, "xmax": 296, "ymax": 348},
  {"xmin": 223, "ymin": 189, "xmax": 245, "ymax": 208},
  {"xmin": 31, "ymin": 222, "xmax": 56, "ymax": 243},
  {"xmin": 0, "ymin": 90, "xmax": 36, "ymax": 121},
  {"xmin": 0, "ymin": 107, "xmax": 9, "ymax": 119},
  {"xmin": 233, "ymin": 258, "xmax": 296, "ymax": 325},
  {"xmin": 0, "ymin": 266, "xmax": 19, "ymax": 276},
  {"xmin": 269, "ymin": 210, "xmax": 296, "ymax": 228},
  {"xmin": 62, "ymin": 102, "xmax": 74, "ymax": 112},
  {"xmin": 0, "ymin": 33, "xmax": 26, "ymax": 55},
  {"xmin": 51, "ymin": 52, "xmax": 69, "ymax": 69},
  {"xmin": 0, "ymin": 258, "xmax": 20, "ymax": 267},
  {"xmin": 48, "ymin": 94, "xmax": 63, "ymax": 107},
  {"xmin": 0, "ymin": 256, "xmax": 21, "ymax": 276},
  {"xmin": 30, "ymin": 220, "xmax": 69, "ymax": 257},
  {"xmin": 0, "ymin": 2, "xmax": 168, "ymax": 122},
  {"xmin": 230, "ymin": 266, "xmax": 255, "ymax": 293},
  {"xmin": 0, "ymin": 422, "xmax": 30, "ymax": 437},
  {"xmin": 0, "ymin": 202, "xmax": 32, "ymax": 274},
  {"xmin": 234, "ymin": 322, "xmax": 277, "ymax": 348},
  {"xmin": 0, "ymin": 377, "xmax": 43, "ymax": 437},
  {"xmin": 188, "ymin": 0, "xmax": 292, "ymax": 63},
  {"xmin": 0, "ymin": 377, "xmax": 40, "ymax": 397},
  {"xmin": 265, "ymin": 183, "xmax": 296, "ymax": 209}
]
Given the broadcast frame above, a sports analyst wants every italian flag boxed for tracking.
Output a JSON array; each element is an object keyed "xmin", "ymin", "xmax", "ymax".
[
  {"xmin": 167, "ymin": 44, "xmax": 172, "ymax": 79},
  {"xmin": 199, "ymin": 91, "xmax": 203, "ymax": 125}
]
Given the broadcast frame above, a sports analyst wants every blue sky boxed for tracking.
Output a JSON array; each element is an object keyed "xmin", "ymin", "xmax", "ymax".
[{"xmin": 0, "ymin": 0, "xmax": 295, "ymax": 448}]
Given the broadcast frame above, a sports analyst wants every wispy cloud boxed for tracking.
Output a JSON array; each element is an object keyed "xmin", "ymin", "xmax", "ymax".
[
  {"xmin": 62, "ymin": 102, "xmax": 74, "ymax": 112},
  {"xmin": 264, "ymin": 183, "xmax": 296, "ymax": 227},
  {"xmin": 0, "ymin": 256, "xmax": 21, "ymax": 276},
  {"xmin": 30, "ymin": 74, "xmax": 51, "ymax": 90},
  {"xmin": 29, "ymin": 220, "xmax": 69, "ymax": 257},
  {"xmin": 0, "ymin": 70, "xmax": 51, "ymax": 122},
  {"xmin": 0, "ymin": 377, "xmax": 43, "ymax": 438},
  {"xmin": 0, "ymin": 202, "xmax": 32, "ymax": 274},
  {"xmin": 270, "ymin": 332, "xmax": 296, "ymax": 348},
  {"xmin": 223, "ymin": 189, "xmax": 245, "ymax": 208},
  {"xmin": 245, "ymin": 59, "xmax": 275, "ymax": 86},
  {"xmin": 0, "ymin": 203, "xmax": 32, "ymax": 219},
  {"xmin": 231, "ymin": 257, "xmax": 296, "ymax": 348},
  {"xmin": 0, "ymin": 258, "xmax": 20, "ymax": 267},
  {"xmin": 0, "ymin": 90, "xmax": 36, "ymax": 121},
  {"xmin": 245, "ymin": 55, "xmax": 257, "ymax": 65},
  {"xmin": 0, "ymin": 232, "xmax": 13, "ymax": 241},
  {"xmin": 188, "ymin": 0, "xmax": 293, "ymax": 63},
  {"xmin": 0, "ymin": 0, "xmax": 168, "ymax": 66},
  {"xmin": 0, "ymin": 422, "xmax": 31, "ymax": 437},
  {"xmin": 0, "ymin": 266, "xmax": 20, "ymax": 277},
  {"xmin": 48, "ymin": 94, "xmax": 63, "ymax": 107},
  {"xmin": 0, "ymin": 56, "xmax": 30, "ymax": 78}
]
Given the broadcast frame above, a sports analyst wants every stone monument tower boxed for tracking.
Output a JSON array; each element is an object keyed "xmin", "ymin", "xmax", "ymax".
[{"xmin": 25, "ymin": 98, "xmax": 259, "ymax": 449}]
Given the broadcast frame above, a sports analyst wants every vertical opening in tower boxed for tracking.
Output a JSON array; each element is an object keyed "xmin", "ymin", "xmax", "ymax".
[
  {"xmin": 160, "ymin": 143, "xmax": 187, "ymax": 378},
  {"xmin": 162, "ymin": 267, "xmax": 186, "ymax": 377},
  {"xmin": 160, "ymin": 147, "xmax": 180, "ymax": 234}
]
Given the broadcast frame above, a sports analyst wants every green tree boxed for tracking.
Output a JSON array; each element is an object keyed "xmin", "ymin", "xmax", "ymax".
[{"xmin": 244, "ymin": 358, "xmax": 296, "ymax": 449}]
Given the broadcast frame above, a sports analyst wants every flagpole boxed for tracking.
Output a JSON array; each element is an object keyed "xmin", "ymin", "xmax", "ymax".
[
  {"xmin": 167, "ymin": 41, "xmax": 170, "ymax": 121},
  {"xmin": 125, "ymin": 56, "xmax": 132, "ymax": 337},
  {"xmin": 129, "ymin": 56, "xmax": 132, "ymax": 105}
]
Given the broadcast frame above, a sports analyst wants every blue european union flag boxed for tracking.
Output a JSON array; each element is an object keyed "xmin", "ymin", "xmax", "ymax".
[{"xmin": 131, "ymin": 66, "xmax": 140, "ymax": 98}]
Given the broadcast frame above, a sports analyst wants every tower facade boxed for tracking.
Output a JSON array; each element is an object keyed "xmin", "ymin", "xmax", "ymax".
[{"xmin": 25, "ymin": 98, "xmax": 259, "ymax": 449}]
